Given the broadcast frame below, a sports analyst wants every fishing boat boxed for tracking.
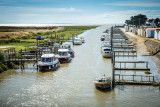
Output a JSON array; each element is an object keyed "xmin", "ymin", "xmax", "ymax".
[
  {"xmin": 57, "ymin": 49, "xmax": 71, "ymax": 63},
  {"xmin": 80, "ymin": 37, "xmax": 85, "ymax": 43},
  {"xmin": 74, "ymin": 38, "xmax": 82, "ymax": 45},
  {"xmin": 62, "ymin": 43, "xmax": 75, "ymax": 58},
  {"xmin": 94, "ymin": 75, "xmax": 111, "ymax": 90},
  {"xmin": 38, "ymin": 54, "xmax": 60, "ymax": 71}
]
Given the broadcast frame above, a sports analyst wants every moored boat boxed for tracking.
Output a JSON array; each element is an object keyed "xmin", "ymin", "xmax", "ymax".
[
  {"xmin": 101, "ymin": 47, "xmax": 112, "ymax": 58},
  {"xmin": 62, "ymin": 43, "xmax": 75, "ymax": 58},
  {"xmin": 57, "ymin": 49, "xmax": 71, "ymax": 63},
  {"xmin": 80, "ymin": 37, "xmax": 85, "ymax": 43},
  {"xmin": 74, "ymin": 38, "xmax": 82, "ymax": 45},
  {"xmin": 94, "ymin": 75, "xmax": 111, "ymax": 90},
  {"xmin": 38, "ymin": 54, "xmax": 60, "ymax": 71}
]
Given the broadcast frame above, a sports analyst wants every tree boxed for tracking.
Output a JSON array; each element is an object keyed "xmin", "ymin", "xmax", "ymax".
[
  {"xmin": 129, "ymin": 14, "xmax": 147, "ymax": 27},
  {"xmin": 125, "ymin": 20, "xmax": 130, "ymax": 25}
]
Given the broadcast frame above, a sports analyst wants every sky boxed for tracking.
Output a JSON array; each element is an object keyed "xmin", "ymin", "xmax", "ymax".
[{"xmin": 0, "ymin": 0, "xmax": 160, "ymax": 24}]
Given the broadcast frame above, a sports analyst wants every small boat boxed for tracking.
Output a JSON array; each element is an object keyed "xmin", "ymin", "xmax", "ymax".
[
  {"xmin": 57, "ymin": 49, "xmax": 71, "ymax": 63},
  {"xmin": 74, "ymin": 38, "xmax": 82, "ymax": 45},
  {"xmin": 62, "ymin": 43, "xmax": 75, "ymax": 58},
  {"xmin": 80, "ymin": 37, "xmax": 85, "ymax": 43},
  {"xmin": 101, "ymin": 47, "xmax": 112, "ymax": 58},
  {"xmin": 101, "ymin": 35, "xmax": 105, "ymax": 41},
  {"xmin": 94, "ymin": 75, "xmax": 111, "ymax": 90},
  {"xmin": 38, "ymin": 54, "xmax": 60, "ymax": 71}
]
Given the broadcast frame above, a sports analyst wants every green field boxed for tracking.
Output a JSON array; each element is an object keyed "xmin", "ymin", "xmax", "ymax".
[{"xmin": 0, "ymin": 26, "xmax": 98, "ymax": 51}]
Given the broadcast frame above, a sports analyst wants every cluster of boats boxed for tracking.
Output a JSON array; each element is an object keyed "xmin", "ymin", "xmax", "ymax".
[
  {"xmin": 37, "ymin": 37, "xmax": 85, "ymax": 71},
  {"xmin": 100, "ymin": 32, "xmax": 112, "ymax": 58}
]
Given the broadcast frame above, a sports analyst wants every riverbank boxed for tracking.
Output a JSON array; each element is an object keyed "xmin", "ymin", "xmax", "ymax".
[
  {"xmin": 0, "ymin": 26, "xmax": 98, "ymax": 51},
  {"xmin": 120, "ymin": 28, "xmax": 160, "ymax": 74}
]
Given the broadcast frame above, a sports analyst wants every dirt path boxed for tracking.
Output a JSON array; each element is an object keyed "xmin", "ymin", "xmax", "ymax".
[{"xmin": 120, "ymin": 28, "xmax": 160, "ymax": 74}]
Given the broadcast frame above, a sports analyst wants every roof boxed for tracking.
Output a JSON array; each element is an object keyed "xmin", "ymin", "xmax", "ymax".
[
  {"xmin": 58, "ymin": 49, "xmax": 69, "ymax": 52},
  {"xmin": 41, "ymin": 54, "xmax": 55, "ymax": 58},
  {"xmin": 146, "ymin": 28, "xmax": 160, "ymax": 30}
]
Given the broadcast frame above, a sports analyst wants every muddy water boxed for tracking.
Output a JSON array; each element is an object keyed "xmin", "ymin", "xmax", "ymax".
[{"xmin": 0, "ymin": 25, "xmax": 160, "ymax": 107}]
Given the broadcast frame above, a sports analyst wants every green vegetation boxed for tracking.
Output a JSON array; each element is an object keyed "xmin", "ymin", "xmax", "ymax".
[
  {"xmin": 0, "ymin": 52, "xmax": 8, "ymax": 73},
  {"xmin": 0, "ymin": 26, "xmax": 98, "ymax": 51}
]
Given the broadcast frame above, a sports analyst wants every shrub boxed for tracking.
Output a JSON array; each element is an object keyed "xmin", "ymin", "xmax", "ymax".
[
  {"xmin": 0, "ymin": 62, "xmax": 8, "ymax": 71},
  {"xmin": 0, "ymin": 67, "xmax": 3, "ymax": 73}
]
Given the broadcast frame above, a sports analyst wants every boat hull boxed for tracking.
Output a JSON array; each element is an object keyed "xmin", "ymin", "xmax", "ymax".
[
  {"xmin": 95, "ymin": 82, "xmax": 111, "ymax": 89},
  {"xmin": 38, "ymin": 61, "xmax": 60, "ymax": 71},
  {"xmin": 102, "ymin": 53, "xmax": 112, "ymax": 58},
  {"xmin": 58, "ymin": 57, "xmax": 71, "ymax": 63}
]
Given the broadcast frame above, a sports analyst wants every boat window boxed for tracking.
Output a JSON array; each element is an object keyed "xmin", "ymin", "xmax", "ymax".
[
  {"xmin": 104, "ymin": 49, "xmax": 111, "ymax": 51},
  {"xmin": 41, "ymin": 58, "xmax": 45, "ymax": 62},
  {"xmin": 46, "ymin": 58, "xmax": 51, "ymax": 62}
]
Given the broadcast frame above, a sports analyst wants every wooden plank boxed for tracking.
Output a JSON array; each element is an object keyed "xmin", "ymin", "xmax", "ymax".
[
  {"xmin": 115, "ymin": 67, "xmax": 150, "ymax": 70},
  {"xmin": 115, "ymin": 80, "xmax": 153, "ymax": 85},
  {"xmin": 115, "ymin": 55, "xmax": 137, "ymax": 57},
  {"xmin": 115, "ymin": 61, "xmax": 147, "ymax": 63}
]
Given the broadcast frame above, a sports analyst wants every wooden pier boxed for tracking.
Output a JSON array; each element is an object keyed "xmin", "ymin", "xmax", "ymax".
[
  {"xmin": 110, "ymin": 26, "xmax": 156, "ymax": 86},
  {"xmin": 115, "ymin": 74, "xmax": 155, "ymax": 85}
]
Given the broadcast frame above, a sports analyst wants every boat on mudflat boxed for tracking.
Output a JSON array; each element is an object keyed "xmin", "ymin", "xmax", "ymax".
[
  {"xmin": 94, "ymin": 75, "xmax": 111, "ymax": 90},
  {"xmin": 38, "ymin": 54, "xmax": 60, "ymax": 71},
  {"xmin": 57, "ymin": 49, "xmax": 71, "ymax": 63}
]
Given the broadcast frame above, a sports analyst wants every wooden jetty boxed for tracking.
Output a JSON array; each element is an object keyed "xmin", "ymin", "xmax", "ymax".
[
  {"xmin": 110, "ymin": 26, "xmax": 157, "ymax": 86},
  {"xmin": 115, "ymin": 74, "xmax": 155, "ymax": 85},
  {"xmin": 115, "ymin": 61, "xmax": 150, "ymax": 70}
]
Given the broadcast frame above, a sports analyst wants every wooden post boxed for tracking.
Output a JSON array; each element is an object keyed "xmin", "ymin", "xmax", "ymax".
[
  {"xmin": 119, "ymin": 74, "xmax": 120, "ymax": 82},
  {"xmin": 111, "ymin": 27, "xmax": 115, "ymax": 88},
  {"xmin": 133, "ymin": 75, "xmax": 134, "ymax": 81},
  {"xmin": 149, "ymin": 76, "xmax": 150, "ymax": 82},
  {"xmin": 153, "ymin": 76, "xmax": 154, "ymax": 82},
  {"xmin": 146, "ymin": 62, "xmax": 148, "ymax": 68},
  {"xmin": 141, "ymin": 75, "xmax": 142, "ymax": 81},
  {"xmin": 120, "ymin": 62, "xmax": 121, "ymax": 68}
]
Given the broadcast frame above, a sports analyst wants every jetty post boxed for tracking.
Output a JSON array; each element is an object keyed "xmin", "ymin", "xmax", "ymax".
[{"xmin": 111, "ymin": 26, "xmax": 115, "ymax": 88}]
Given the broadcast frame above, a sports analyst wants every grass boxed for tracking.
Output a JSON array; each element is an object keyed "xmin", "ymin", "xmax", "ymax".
[{"xmin": 0, "ymin": 26, "xmax": 98, "ymax": 51}]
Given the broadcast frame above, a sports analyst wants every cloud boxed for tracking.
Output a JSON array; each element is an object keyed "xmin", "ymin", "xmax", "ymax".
[
  {"xmin": 108, "ymin": 3, "xmax": 160, "ymax": 7},
  {"xmin": 0, "ymin": 6, "xmax": 79, "ymax": 13}
]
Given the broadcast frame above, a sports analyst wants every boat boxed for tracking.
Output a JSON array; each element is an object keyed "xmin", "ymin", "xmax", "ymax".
[
  {"xmin": 74, "ymin": 38, "xmax": 82, "ymax": 45},
  {"xmin": 38, "ymin": 54, "xmax": 60, "ymax": 71},
  {"xmin": 61, "ymin": 43, "xmax": 75, "ymax": 58},
  {"xmin": 57, "ymin": 49, "xmax": 71, "ymax": 63},
  {"xmin": 101, "ymin": 47, "xmax": 112, "ymax": 58},
  {"xmin": 94, "ymin": 75, "xmax": 111, "ymax": 90},
  {"xmin": 101, "ymin": 35, "xmax": 105, "ymax": 41},
  {"xmin": 80, "ymin": 37, "xmax": 85, "ymax": 43}
]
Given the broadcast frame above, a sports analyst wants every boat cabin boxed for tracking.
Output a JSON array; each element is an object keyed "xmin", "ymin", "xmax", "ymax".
[
  {"xmin": 58, "ymin": 49, "xmax": 69, "ymax": 56},
  {"xmin": 41, "ymin": 54, "xmax": 55, "ymax": 63}
]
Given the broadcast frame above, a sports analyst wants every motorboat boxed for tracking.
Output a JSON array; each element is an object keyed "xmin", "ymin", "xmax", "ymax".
[
  {"xmin": 94, "ymin": 75, "xmax": 111, "ymax": 89},
  {"xmin": 101, "ymin": 35, "xmax": 105, "ymax": 41},
  {"xmin": 101, "ymin": 47, "xmax": 112, "ymax": 58},
  {"xmin": 38, "ymin": 54, "xmax": 60, "ymax": 71},
  {"xmin": 80, "ymin": 37, "xmax": 85, "ymax": 43},
  {"xmin": 74, "ymin": 38, "xmax": 82, "ymax": 45},
  {"xmin": 61, "ymin": 43, "xmax": 75, "ymax": 58},
  {"xmin": 57, "ymin": 49, "xmax": 71, "ymax": 63}
]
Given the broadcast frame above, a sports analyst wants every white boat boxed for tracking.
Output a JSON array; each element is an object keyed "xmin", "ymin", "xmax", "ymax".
[
  {"xmin": 61, "ymin": 43, "xmax": 75, "ymax": 58},
  {"xmin": 74, "ymin": 38, "xmax": 82, "ymax": 45},
  {"xmin": 38, "ymin": 54, "xmax": 60, "ymax": 71},
  {"xmin": 94, "ymin": 75, "xmax": 111, "ymax": 89},
  {"xmin": 101, "ymin": 47, "xmax": 112, "ymax": 58},
  {"xmin": 57, "ymin": 49, "xmax": 71, "ymax": 63},
  {"xmin": 80, "ymin": 37, "xmax": 85, "ymax": 43}
]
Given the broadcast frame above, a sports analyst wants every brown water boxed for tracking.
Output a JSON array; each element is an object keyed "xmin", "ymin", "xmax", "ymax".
[{"xmin": 0, "ymin": 25, "xmax": 160, "ymax": 107}]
